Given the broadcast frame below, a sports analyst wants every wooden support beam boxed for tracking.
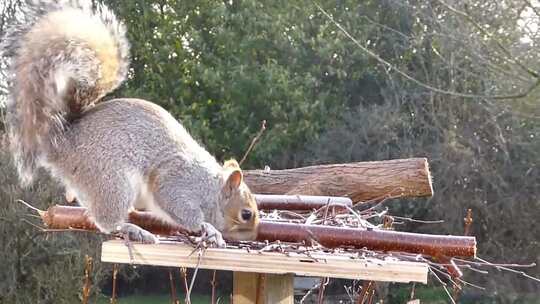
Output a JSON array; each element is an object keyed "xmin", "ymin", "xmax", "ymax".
[
  {"xmin": 244, "ymin": 158, "xmax": 433, "ymax": 202},
  {"xmin": 233, "ymin": 273, "xmax": 294, "ymax": 304},
  {"xmin": 233, "ymin": 272, "xmax": 261, "ymax": 304},
  {"xmin": 101, "ymin": 240, "xmax": 428, "ymax": 283}
]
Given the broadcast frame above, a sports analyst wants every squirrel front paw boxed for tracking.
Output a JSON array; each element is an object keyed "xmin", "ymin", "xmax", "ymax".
[
  {"xmin": 116, "ymin": 223, "xmax": 159, "ymax": 244},
  {"xmin": 201, "ymin": 222, "xmax": 226, "ymax": 248}
]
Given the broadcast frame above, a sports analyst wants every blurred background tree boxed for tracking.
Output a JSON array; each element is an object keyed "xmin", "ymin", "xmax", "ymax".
[{"xmin": 1, "ymin": 0, "xmax": 538, "ymax": 302}]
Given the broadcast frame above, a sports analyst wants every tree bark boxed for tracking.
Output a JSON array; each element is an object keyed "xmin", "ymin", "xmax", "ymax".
[{"xmin": 244, "ymin": 158, "xmax": 433, "ymax": 203}]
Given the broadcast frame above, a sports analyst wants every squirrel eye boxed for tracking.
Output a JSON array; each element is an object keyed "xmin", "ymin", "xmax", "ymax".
[{"xmin": 240, "ymin": 209, "xmax": 252, "ymax": 221}]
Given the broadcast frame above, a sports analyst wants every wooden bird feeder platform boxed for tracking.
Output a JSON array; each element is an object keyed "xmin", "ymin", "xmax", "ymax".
[
  {"xmin": 101, "ymin": 240, "xmax": 429, "ymax": 303},
  {"xmin": 101, "ymin": 240, "xmax": 429, "ymax": 283},
  {"xmin": 27, "ymin": 157, "xmax": 474, "ymax": 303}
]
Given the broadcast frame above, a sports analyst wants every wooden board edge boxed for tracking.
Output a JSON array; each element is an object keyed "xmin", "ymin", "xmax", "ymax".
[{"xmin": 101, "ymin": 241, "xmax": 428, "ymax": 284}]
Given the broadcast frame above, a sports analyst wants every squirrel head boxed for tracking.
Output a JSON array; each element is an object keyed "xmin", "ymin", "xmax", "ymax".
[{"xmin": 219, "ymin": 159, "xmax": 259, "ymax": 241}]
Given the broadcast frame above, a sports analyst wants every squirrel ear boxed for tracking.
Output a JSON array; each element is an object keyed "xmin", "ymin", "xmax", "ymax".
[
  {"xmin": 223, "ymin": 159, "xmax": 240, "ymax": 170},
  {"xmin": 225, "ymin": 169, "xmax": 243, "ymax": 190}
]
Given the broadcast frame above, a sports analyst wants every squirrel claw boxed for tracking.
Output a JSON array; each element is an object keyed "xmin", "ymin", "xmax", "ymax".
[{"xmin": 201, "ymin": 222, "xmax": 226, "ymax": 248}]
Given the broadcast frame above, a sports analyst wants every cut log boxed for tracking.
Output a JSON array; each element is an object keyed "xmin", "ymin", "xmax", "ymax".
[{"xmin": 244, "ymin": 158, "xmax": 433, "ymax": 202}]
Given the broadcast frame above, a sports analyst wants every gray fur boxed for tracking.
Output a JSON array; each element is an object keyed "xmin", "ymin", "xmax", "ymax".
[{"xmin": 1, "ymin": 0, "xmax": 129, "ymax": 185}]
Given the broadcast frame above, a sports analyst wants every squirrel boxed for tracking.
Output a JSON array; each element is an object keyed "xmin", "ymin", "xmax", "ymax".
[{"xmin": 1, "ymin": 1, "xmax": 259, "ymax": 246}]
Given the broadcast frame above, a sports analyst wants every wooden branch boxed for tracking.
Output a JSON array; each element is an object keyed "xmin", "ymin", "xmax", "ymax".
[
  {"xmin": 239, "ymin": 119, "xmax": 266, "ymax": 166},
  {"xmin": 61, "ymin": 194, "xmax": 351, "ymax": 211},
  {"xmin": 101, "ymin": 240, "xmax": 429, "ymax": 283},
  {"xmin": 244, "ymin": 158, "xmax": 433, "ymax": 202},
  {"xmin": 33, "ymin": 205, "xmax": 475, "ymax": 259},
  {"xmin": 39, "ymin": 205, "xmax": 193, "ymax": 236},
  {"xmin": 255, "ymin": 194, "xmax": 352, "ymax": 210},
  {"xmin": 82, "ymin": 255, "xmax": 93, "ymax": 304},
  {"xmin": 256, "ymin": 222, "xmax": 476, "ymax": 258}
]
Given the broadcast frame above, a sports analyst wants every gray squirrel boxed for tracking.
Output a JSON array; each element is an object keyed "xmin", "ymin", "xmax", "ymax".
[{"xmin": 1, "ymin": 1, "xmax": 259, "ymax": 245}]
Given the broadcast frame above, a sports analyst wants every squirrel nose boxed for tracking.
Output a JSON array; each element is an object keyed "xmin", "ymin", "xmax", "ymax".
[{"xmin": 241, "ymin": 209, "xmax": 252, "ymax": 221}]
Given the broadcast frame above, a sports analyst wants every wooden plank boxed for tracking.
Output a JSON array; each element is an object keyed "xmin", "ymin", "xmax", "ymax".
[{"xmin": 101, "ymin": 240, "xmax": 428, "ymax": 283}]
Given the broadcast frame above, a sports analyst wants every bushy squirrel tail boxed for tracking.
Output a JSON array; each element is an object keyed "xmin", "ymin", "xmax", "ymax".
[{"xmin": 1, "ymin": 1, "xmax": 129, "ymax": 185}]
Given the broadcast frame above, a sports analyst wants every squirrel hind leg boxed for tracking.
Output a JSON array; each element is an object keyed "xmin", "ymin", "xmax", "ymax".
[
  {"xmin": 84, "ymin": 177, "xmax": 158, "ymax": 244},
  {"xmin": 92, "ymin": 209, "xmax": 159, "ymax": 244},
  {"xmin": 116, "ymin": 223, "xmax": 159, "ymax": 244}
]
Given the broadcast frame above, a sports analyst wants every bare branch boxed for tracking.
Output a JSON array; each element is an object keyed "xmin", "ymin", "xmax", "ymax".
[
  {"xmin": 239, "ymin": 120, "xmax": 266, "ymax": 166},
  {"xmin": 434, "ymin": 0, "xmax": 539, "ymax": 78},
  {"xmin": 313, "ymin": 1, "xmax": 540, "ymax": 100}
]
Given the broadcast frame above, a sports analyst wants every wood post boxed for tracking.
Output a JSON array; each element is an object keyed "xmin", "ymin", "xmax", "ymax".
[{"xmin": 233, "ymin": 272, "xmax": 294, "ymax": 304}]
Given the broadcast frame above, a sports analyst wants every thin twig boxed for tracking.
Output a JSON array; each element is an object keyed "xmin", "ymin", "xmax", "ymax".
[
  {"xmin": 239, "ymin": 120, "xmax": 266, "ymax": 166},
  {"xmin": 322, "ymin": 198, "xmax": 331, "ymax": 225},
  {"xmin": 317, "ymin": 277, "xmax": 329, "ymax": 304},
  {"xmin": 211, "ymin": 270, "xmax": 217, "ymax": 304},
  {"xmin": 430, "ymin": 265, "xmax": 461, "ymax": 290},
  {"xmin": 186, "ymin": 247, "xmax": 205, "ymax": 303},
  {"xmin": 463, "ymin": 209, "xmax": 473, "ymax": 236},
  {"xmin": 20, "ymin": 218, "xmax": 106, "ymax": 235},
  {"xmin": 355, "ymin": 191, "xmax": 403, "ymax": 213},
  {"xmin": 453, "ymin": 258, "xmax": 537, "ymax": 269},
  {"xmin": 169, "ymin": 268, "xmax": 179, "ymax": 304},
  {"xmin": 428, "ymin": 268, "xmax": 456, "ymax": 304},
  {"xmin": 367, "ymin": 288, "xmax": 375, "ymax": 304},
  {"xmin": 343, "ymin": 283, "xmax": 356, "ymax": 303},
  {"xmin": 455, "ymin": 277, "xmax": 486, "ymax": 290},
  {"xmin": 357, "ymin": 281, "xmax": 374, "ymax": 304},
  {"xmin": 180, "ymin": 268, "xmax": 190, "ymax": 304},
  {"xmin": 110, "ymin": 264, "xmax": 118, "ymax": 304},
  {"xmin": 409, "ymin": 282, "xmax": 416, "ymax": 301},
  {"xmin": 300, "ymin": 280, "xmax": 323, "ymax": 304},
  {"xmin": 82, "ymin": 255, "xmax": 93, "ymax": 304},
  {"xmin": 390, "ymin": 216, "xmax": 444, "ymax": 224},
  {"xmin": 17, "ymin": 199, "xmax": 44, "ymax": 214},
  {"xmin": 475, "ymin": 257, "xmax": 540, "ymax": 283}
]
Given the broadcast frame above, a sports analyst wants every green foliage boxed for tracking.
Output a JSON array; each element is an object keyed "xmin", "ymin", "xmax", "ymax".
[
  {"xmin": 0, "ymin": 149, "xmax": 107, "ymax": 304},
  {"xmin": 101, "ymin": 0, "xmax": 408, "ymax": 168}
]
